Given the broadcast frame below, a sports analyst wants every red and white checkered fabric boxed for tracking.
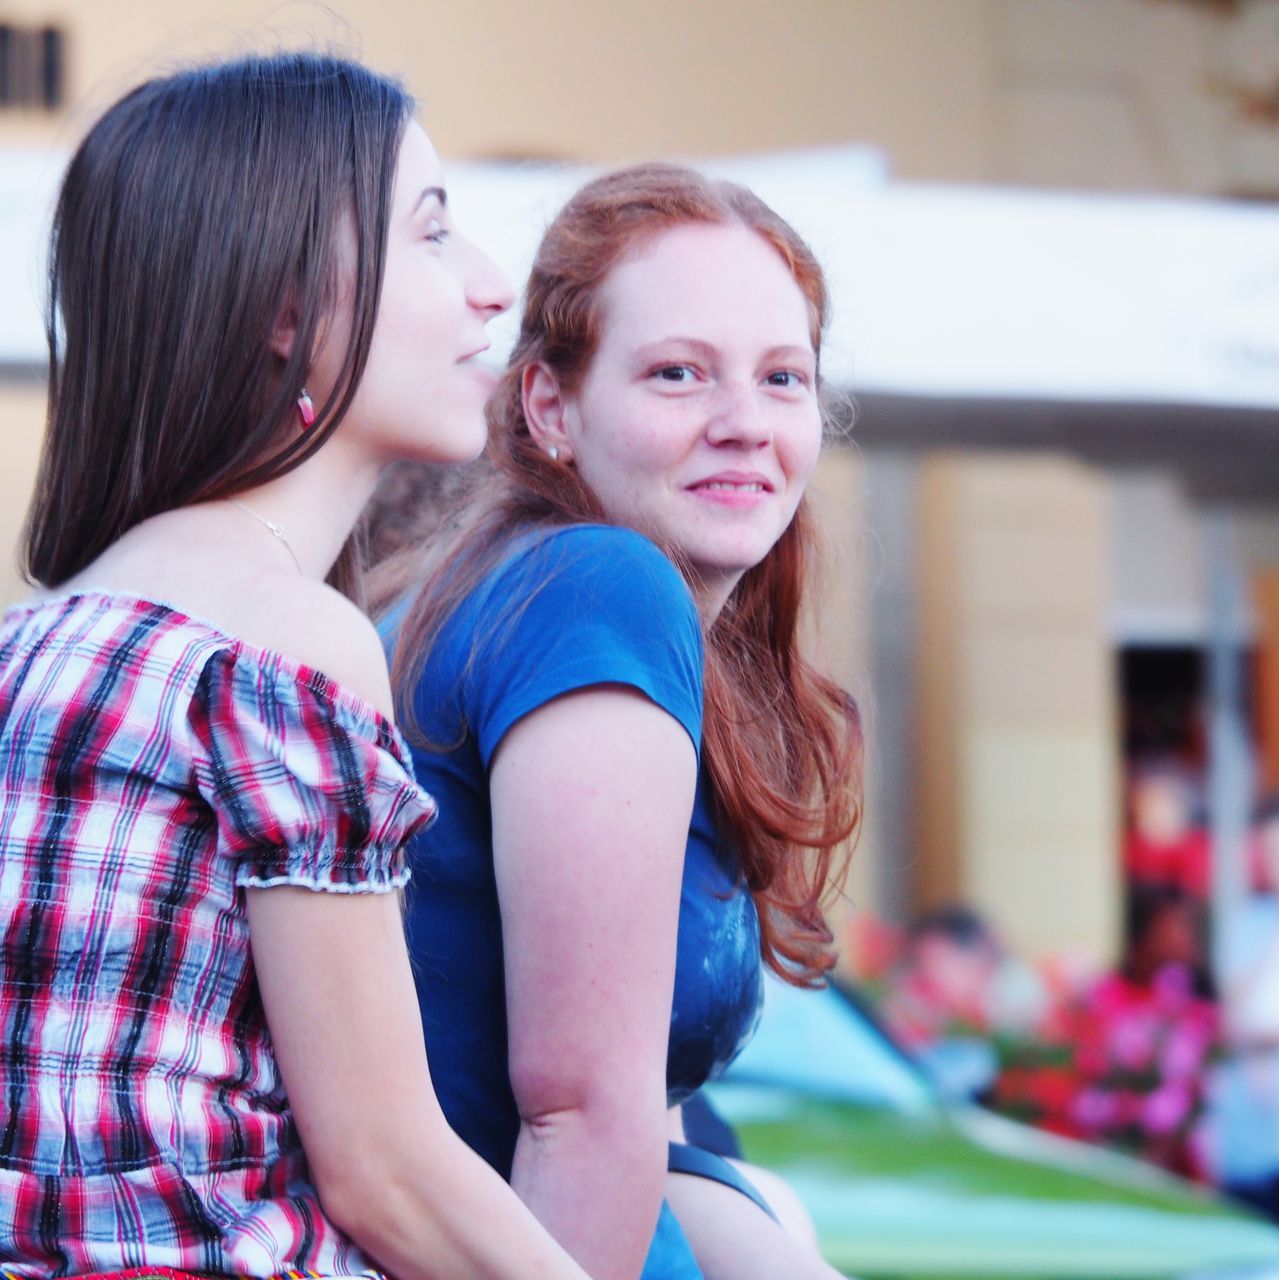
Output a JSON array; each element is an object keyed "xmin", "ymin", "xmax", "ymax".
[{"xmin": 0, "ymin": 593, "xmax": 435, "ymax": 1276}]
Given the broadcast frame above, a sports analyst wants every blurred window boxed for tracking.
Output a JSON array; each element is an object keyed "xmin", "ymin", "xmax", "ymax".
[{"xmin": 0, "ymin": 23, "xmax": 65, "ymax": 111}]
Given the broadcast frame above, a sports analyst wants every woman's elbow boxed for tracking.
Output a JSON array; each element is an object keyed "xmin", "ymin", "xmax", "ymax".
[
  {"xmin": 515, "ymin": 1083, "xmax": 668, "ymax": 1167},
  {"xmin": 515, "ymin": 1049, "xmax": 663, "ymax": 1116}
]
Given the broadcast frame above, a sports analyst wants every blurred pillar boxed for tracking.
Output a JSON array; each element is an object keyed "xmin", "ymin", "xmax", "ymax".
[
  {"xmin": 1205, "ymin": 509, "xmax": 1252, "ymax": 984},
  {"xmin": 862, "ymin": 449, "xmax": 919, "ymax": 927},
  {"xmin": 1255, "ymin": 568, "xmax": 1279, "ymax": 795},
  {"xmin": 913, "ymin": 451, "xmax": 1121, "ymax": 966},
  {"xmin": 803, "ymin": 448, "xmax": 873, "ymax": 949}
]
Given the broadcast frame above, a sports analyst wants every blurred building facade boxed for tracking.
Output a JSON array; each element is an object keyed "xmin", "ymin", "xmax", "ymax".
[{"xmin": 3, "ymin": 0, "xmax": 1278, "ymax": 971}]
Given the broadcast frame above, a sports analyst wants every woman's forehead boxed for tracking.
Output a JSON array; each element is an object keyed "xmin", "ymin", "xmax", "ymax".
[{"xmin": 595, "ymin": 223, "xmax": 814, "ymax": 350}]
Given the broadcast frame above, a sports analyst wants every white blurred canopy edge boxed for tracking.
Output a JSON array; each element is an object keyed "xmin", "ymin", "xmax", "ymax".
[{"xmin": 3, "ymin": 144, "xmax": 1277, "ymax": 410}]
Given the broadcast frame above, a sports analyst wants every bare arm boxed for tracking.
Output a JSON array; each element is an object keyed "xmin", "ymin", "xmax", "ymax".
[
  {"xmin": 492, "ymin": 686, "xmax": 698, "ymax": 1280},
  {"xmin": 247, "ymin": 887, "xmax": 593, "ymax": 1280},
  {"xmin": 666, "ymin": 1105, "xmax": 831, "ymax": 1277},
  {"xmin": 665, "ymin": 1170, "xmax": 841, "ymax": 1280}
]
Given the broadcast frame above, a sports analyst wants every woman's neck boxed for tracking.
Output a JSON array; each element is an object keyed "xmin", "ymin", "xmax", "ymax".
[{"xmin": 232, "ymin": 439, "xmax": 383, "ymax": 581}]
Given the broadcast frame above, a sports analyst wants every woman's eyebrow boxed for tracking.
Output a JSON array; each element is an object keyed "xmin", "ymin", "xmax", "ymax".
[
  {"xmin": 630, "ymin": 339, "xmax": 815, "ymax": 364},
  {"xmin": 411, "ymin": 185, "xmax": 448, "ymax": 215},
  {"xmin": 761, "ymin": 343, "xmax": 817, "ymax": 363},
  {"xmin": 632, "ymin": 337, "xmax": 718, "ymax": 362}
]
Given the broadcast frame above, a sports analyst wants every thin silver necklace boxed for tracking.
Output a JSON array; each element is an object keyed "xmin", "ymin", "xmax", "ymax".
[{"xmin": 226, "ymin": 498, "xmax": 304, "ymax": 575}]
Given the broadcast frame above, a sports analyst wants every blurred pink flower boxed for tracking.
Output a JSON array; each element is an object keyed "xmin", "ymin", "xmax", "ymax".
[
  {"xmin": 1109, "ymin": 1010, "xmax": 1159, "ymax": 1071},
  {"xmin": 1161, "ymin": 1020, "xmax": 1213, "ymax": 1080},
  {"xmin": 1141, "ymin": 1081, "xmax": 1193, "ymax": 1135},
  {"xmin": 1073, "ymin": 1086, "xmax": 1122, "ymax": 1131}
]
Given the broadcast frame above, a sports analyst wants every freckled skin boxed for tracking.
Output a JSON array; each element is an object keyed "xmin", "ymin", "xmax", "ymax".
[{"xmin": 561, "ymin": 222, "xmax": 823, "ymax": 618}]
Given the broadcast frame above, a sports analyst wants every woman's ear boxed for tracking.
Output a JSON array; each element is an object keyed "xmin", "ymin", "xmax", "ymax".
[
  {"xmin": 522, "ymin": 363, "xmax": 575, "ymax": 463},
  {"xmin": 268, "ymin": 300, "xmax": 301, "ymax": 363}
]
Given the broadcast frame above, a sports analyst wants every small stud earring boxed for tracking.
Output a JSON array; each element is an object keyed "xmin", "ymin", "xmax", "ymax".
[
  {"xmin": 548, "ymin": 445, "xmax": 560, "ymax": 461},
  {"xmin": 297, "ymin": 388, "xmax": 316, "ymax": 429}
]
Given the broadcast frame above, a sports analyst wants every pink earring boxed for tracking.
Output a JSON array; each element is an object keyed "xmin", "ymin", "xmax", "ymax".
[{"xmin": 297, "ymin": 388, "xmax": 316, "ymax": 429}]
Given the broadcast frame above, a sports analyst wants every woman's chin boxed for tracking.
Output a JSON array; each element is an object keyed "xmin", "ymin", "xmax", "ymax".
[{"xmin": 410, "ymin": 412, "xmax": 490, "ymax": 466}]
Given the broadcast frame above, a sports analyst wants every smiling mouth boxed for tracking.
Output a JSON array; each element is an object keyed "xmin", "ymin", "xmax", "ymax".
[{"xmin": 692, "ymin": 480, "xmax": 771, "ymax": 494}]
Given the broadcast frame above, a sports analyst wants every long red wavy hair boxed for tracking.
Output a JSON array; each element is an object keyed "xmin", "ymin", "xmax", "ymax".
[{"xmin": 379, "ymin": 163, "xmax": 863, "ymax": 984}]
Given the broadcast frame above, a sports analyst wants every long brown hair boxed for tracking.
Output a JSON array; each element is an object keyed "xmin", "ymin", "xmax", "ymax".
[
  {"xmin": 378, "ymin": 163, "xmax": 863, "ymax": 984},
  {"xmin": 23, "ymin": 52, "xmax": 414, "ymax": 600}
]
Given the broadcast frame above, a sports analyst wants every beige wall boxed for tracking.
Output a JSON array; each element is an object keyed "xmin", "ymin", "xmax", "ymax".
[
  {"xmin": 914, "ymin": 452, "xmax": 1121, "ymax": 965},
  {"xmin": 1, "ymin": 378, "xmax": 46, "ymax": 606},
  {"xmin": 803, "ymin": 448, "xmax": 881, "ymax": 939},
  {"xmin": 0, "ymin": 0, "xmax": 995, "ymax": 173},
  {"xmin": 3, "ymin": 0, "xmax": 1276, "ymax": 193},
  {"xmin": 991, "ymin": 0, "xmax": 1279, "ymax": 195}
]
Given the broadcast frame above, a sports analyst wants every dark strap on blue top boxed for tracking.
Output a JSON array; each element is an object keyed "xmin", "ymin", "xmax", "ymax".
[{"xmin": 667, "ymin": 1142, "xmax": 779, "ymax": 1222}]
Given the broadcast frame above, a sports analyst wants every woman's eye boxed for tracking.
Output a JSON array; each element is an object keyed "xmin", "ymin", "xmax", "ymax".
[
  {"xmin": 424, "ymin": 222, "xmax": 450, "ymax": 245},
  {"xmin": 766, "ymin": 370, "xmax": 807, "ymax": 388},
  {"xmin": 653, "ymin": 365, "xmax": 694, "ymax": 383}
]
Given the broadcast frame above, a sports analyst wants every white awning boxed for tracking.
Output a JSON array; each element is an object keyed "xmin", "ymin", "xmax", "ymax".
[{"xmin": 5, "ymin": 144, "xmax": 1279, "ymax": 410}]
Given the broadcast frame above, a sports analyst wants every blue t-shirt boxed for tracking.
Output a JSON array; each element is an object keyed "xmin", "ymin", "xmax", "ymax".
[{"xmin": 387, "ymin": 525, "xmax": 763, "ymax": 1280}]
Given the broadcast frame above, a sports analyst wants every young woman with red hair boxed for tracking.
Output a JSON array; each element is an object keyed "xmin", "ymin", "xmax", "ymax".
[{"xmin": 377, "ymin": 163, "xmax": 862, "ymax": 1280}]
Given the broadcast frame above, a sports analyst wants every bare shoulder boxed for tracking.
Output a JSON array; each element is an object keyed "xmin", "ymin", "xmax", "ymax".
[
  {"xmin": 240, "ymin": 575, "xmax": 394, "ymax": 719},
  {"xmin": 64, "ymin": 510, "xmax": 394, "ymax": 719}
]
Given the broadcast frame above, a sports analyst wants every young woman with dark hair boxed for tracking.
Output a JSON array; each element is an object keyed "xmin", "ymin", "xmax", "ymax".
[
  {"xmin": 0, "ymin": 51, "xmax": 593, "ymax": 1280},
  {"xmin": 375, "ymin": 164, "xmax": 863, "ymax": 1280}
]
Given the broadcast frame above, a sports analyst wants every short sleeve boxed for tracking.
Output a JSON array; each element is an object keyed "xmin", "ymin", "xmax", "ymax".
[
  {"xmin": 190, "ymin": 646, "xmax": 437, "ymax": 892},
  {"xmin": 449, "ymin": 526, "xmax": 704, "ymax": 768}
]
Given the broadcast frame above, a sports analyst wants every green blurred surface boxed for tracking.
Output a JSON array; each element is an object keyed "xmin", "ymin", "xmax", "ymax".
[{"xmin": 707, "ymin": 1072, "xmax": 1279, "ymax": 1279}]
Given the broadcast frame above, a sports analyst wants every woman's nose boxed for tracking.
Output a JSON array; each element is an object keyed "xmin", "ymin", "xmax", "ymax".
[
  {"xmin": 465, "ymin": 240, "xmax": 515, "ymax": 317},
  {"xmin": 704, "ymin": 381, "xmax": 771, "ymax": 448}
]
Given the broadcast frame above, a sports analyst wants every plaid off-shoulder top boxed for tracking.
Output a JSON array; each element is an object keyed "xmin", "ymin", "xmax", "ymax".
[{"xmin": 0, "ymin": 592, "xmax": 437, "ymax": 1278}]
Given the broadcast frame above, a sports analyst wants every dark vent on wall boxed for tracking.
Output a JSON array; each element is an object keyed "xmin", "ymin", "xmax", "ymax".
[{"xmin": 0, "ymin": 23, "xmax": 65, "ymax": 110}]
